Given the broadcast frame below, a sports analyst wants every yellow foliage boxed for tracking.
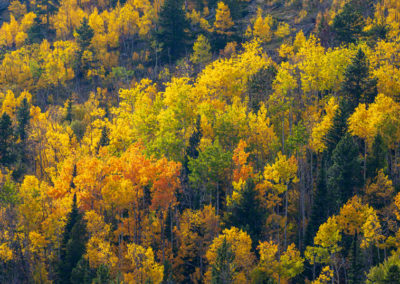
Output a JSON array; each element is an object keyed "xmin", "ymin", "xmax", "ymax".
[
  {"xmin": 310, "ymin": 97, "xmax": 338, "ymax": 153},
  {"xmin": 206, "ymin": 227, "xmax": 254, "ymax": 282},
  {"xmin": 214, "ymin": 2, "xmax": 234, "ymax": 35},
  {"xmin": 312, "ymin": 266, "xmax": 333, "ymax": 284},
  {"xmin": 124, "ymin": 243, "xmax": 164, "ymax": 284}
]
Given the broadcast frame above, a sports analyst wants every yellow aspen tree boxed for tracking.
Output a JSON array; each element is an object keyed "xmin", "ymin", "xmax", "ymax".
[
  {"xmin": 214, "ymin": 2, "xmax": 234, "ymax": 35},
  {"xmin": 190, "ymin": 34, "xmax": 212, "ymax": 66}
]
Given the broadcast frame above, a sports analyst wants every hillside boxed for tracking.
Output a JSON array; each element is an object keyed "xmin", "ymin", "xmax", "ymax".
[{"xmin": 0, "ymin": 0, "xmax": 400, "ymax": 283}]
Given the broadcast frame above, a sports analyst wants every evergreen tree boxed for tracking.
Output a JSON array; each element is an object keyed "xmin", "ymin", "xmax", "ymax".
[
  {"xmin": 305, "ymin": 155, "xmax": 328, "ymax": 247},
  {"xmin": 181, "ymin": 116, "xmax": 202, "ymax": 209},
  {"xmin": 327, "ymin": 134, "xmax": 362, "ymax": 212},
  {"xmin": 59, "ymin": 194, "xmax": 88, "ymax": 284},
  {"xmin": 0, "ymin": 113, "xmax": 16, "ymax": 166},
  {"xmin": 96, "ymin": 126, "xmax": 109, "ymax": 154},
  {"xmin": 156, "ymin": 0, "xmax": 189, "ymax": 63},
  {"xmin": 27, "ymin": 16, "xmax": 46, "ymax": 44},
  {"xmin": 35, "ymin": 0, "xmax": 60, "ymax": 28},
  {"xmin": 324, "ymin": 100, "xmax": 351, "ymax": 156},
  {"xmin": 247, "ymin": 65, "xmax": 277, "ymax": 112},
  {"xmin": 65, "ymin": 99, "xmax": 73, "ymax": 123},
  {"xmin": 384, "ymin": 265, "xmax": 400, "ymax": 284},
  {"xmin": 332, "ymin": 1, "xmax": 365, "ymax": 44},
  {"xmin": 93, "ymin": 264, "xmax": 111, "ymax": 284},
  {"xmin": 348, "ymin": 234, "xmax": 364, "ymax": 284},
  {"xmin": 75, "ymin": 17, "xmax": 94, "ymax": 77},
  {"xmin": 367, "ymin": 134, "xmax": 387, "ymax": 179},
  {"xmin": 16, "ymin": 98, "xmax": 30, "ymax": 143},
  {"xmin": 76, "ymin": 18, "xmax": 94, "ymax": 52},
  {"xmin": 341, "ymin": 49, "xmax": 377, "ymax": 110},
  {"xmin": 211, "ymin": 237, "xmax": 235, "ymax": 284},
  {"xmin": 70, "ymin": 258, "xmax": 95, "ymax": 284},
  {"xmin": 224, "ymin": 179, "xmax": 266, "ymax": 247}
]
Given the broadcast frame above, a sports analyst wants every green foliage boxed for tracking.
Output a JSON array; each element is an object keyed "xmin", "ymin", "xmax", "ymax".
[
  {"xmin": 59, "ymin": 194, "xmax": 89, "ymax": 284},
  {"xmin": 367, "ymin": 254, "xmax": 400, "ymax": 284},
  {"xmin": 71, "ymin": 120, "xmax": 86, "ymax": 142},
  {"xmin": 341, "ymin": 49, "xmax": 377, "ymax": 110},
  {"xmin": 247, "ymin": 65, "xmax": 277, "ymax": 112},
  {"xmin": 327, "ymin": 134, "xmax": 362, "ymax": 211},
  {"xmin": 156, "ymin": 0, "xmax": 189, "ymax": 63},
  {"xmin": 0, "ymin": 112, "xmax": 16, "ymax": 166},
  {"xmin": 224, "ymin": 179, "xmax": 266, "ymax": 247},
  {"xmin": 211, "ymin": 237, "xmax": 235, "ymax": 284},
  {"xmin": 188, "ymin": 141, "xmax": 232, "ymax": 209},
  {"xmin": 250, "ymin": 268, "xmax": 275, "ymax": 284},
  {"xmin": 16, "ymin": 98, "xmax": 30, "ymax": 142},
  {"xmin": 367, "ymin": 134, "xmax": 387, "ymax": 179},
  {"xmin": 332, "ymin": 1, "xmax": 365, "ymax": 44},
  {"xmin": 0, "ymin": 178, "xmax": 18, "ymax": 205}
]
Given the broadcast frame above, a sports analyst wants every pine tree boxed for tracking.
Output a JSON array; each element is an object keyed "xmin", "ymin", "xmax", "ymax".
[
  {"xmin": 341, "ymin": 49, "xmax": 377, "ymax": 111},
  {"xmin": 75, "ymin": 17, "xmax": 94, "ymax": 77},
  {"xmin": 70, "ymin": 258, "xmax": 95, "ymax": 284},
  {"xmin": 181, "ymin": 116, "xmax": 202, "ymax": 209},
  {"xmin": 76, "ymin": 18, "xmax": 94, "ymax": 52},
  {"xmin": 348, "ymin": 234, "xmax": 364, "ymax": 284},
  {"xmin": 93, "ymin": 265, "xmax": 111, "ymax": 284},
  {"xmin": 35, "ymin": 0, "xmax": 59, "ymax": 28},
  {"xmin": 96, "ymin": 126, "xmax": 109, "ymax": 154},
  {"xmin": 327, "ymin": 134, "xmax": 362, "ymax": 212},
  {"xmin": 324, "ymin": 100, "xmax": 351, "ymax": 156},
  {"xmin": 211, "ymin": 237, "xmax": 235, "ymax": 284},
  {"xmin": 156, "ymin": 0, "xmax": 189, "ymax": 63},
  {"xmin": 0, "ymin": 113, "xmax": 16, "ymax": 166},
  {"xmin": 247, "ymin": 65, "xmax": 277, "ymax": 112},
  {"xmin": 65, "ymin": 99, "xmax": 73, "ymax": 123},
  {"xmin": 305, "ymin": 155, "xmax": 328, "ymax": 247},
  {"xmin": 59, "ymin": 194, "xmax": 88, "ymax": 284},
  {"xmin": 16, "ymin": 98, "xmax": 30, "ymax": 143},
  {"xmin": 367, "ymin": 134, "xmax": 387, "ymax": 179},
  {"xmin": 225, "ymin": 179, "xmax": 266, "ymax": 247},
  {"xmin": 332, "ymin": 1, "xmax": 365, "ymax": 44}
]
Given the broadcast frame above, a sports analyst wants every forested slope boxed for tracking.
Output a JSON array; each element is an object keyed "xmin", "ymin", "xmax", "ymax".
[{"xmin": 0, "ymin": 0, "xmax": 400, "ymax": 283}]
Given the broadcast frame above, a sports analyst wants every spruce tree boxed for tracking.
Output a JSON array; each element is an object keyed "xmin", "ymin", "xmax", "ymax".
[
  {"xmin": 59, "ymin": 194, "xmax": 88, "ymax": 284},
  {"xmin": 93, "ymin": 265, "xmax": 111, "ymax": 284},
  {"xmin": 327, "ymin": 134, "xmax": 362, "ymax": 212},
  {"xmin": 305, "ymin": 155, "xmax": 328, "ymax": 247},
  {"xmin": 348, "ymin": 234, "xmax": 364, "ymax": 284},
  {"xmin": 211, "ymin": 237, "xmax": 235, "ymax": 284},
  {"xmin": 156, "ymin": 0, "xmax": 189, "ymax": 63},
  {"xmin": 65, "ymin": 99, "xmax": 73, "ymax": 123},
  {"xmin": 0, "ymin": 113, "xmax": 16, "ymax": 166},
  {"xmin": 367, "ymin": 134, "xmax": 387, "ymax": 179},
  {"xmin": 70, "ymin": 258, "xmax": 95, "ymax": 284},
  {"xmin": 16, "ymin": 98, "xmax": 30, "ymax": 143},
  {"xmin": 224, "ymin": 179, "xmax": 266, "ymax": 247},
  {"xmin": 75, "ymin": 17, "xmax": 94, "ymax": 77},
  {"xmin": 332, "ymin": 1, "xmax": 365, "ymax": 44},
  {"xmin": 324, "ymin": 100, "xmax": 351, "ymax": 156},
  {"xmin": 341, "ymin": 49, "xmax": 377, "ymax": 110}
]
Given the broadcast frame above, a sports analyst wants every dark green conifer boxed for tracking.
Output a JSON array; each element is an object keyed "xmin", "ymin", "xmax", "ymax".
[
  {"xmin": 156, "ymin": 0, "xmax": 189, "ymax": 63},
  {"xmin": 341, "ymin": 49, "xmax": 377, "ymax": 110},
  {"xmin": 59, "ymin": 194, "xmax": 88, "ymax": 284},
  {"xmin": 211, "ymin": 237, "xmax": 235, "ymax": 284},
  {"xmin": 327, "ymin": 134, "xmax": 362, "ymax": 212},
  {"xmin": 0, "ymin": 112, "xmax": 16, "ymax": 166},
  {"xmin": 333, "ymin": 1, "xmax": 365, "ymax": 44}
]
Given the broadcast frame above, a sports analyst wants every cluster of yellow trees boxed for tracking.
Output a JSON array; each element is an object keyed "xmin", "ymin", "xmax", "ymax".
[{"xmin": 1, "ymin": 0, "xmax": 400, "ymax": 283}]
